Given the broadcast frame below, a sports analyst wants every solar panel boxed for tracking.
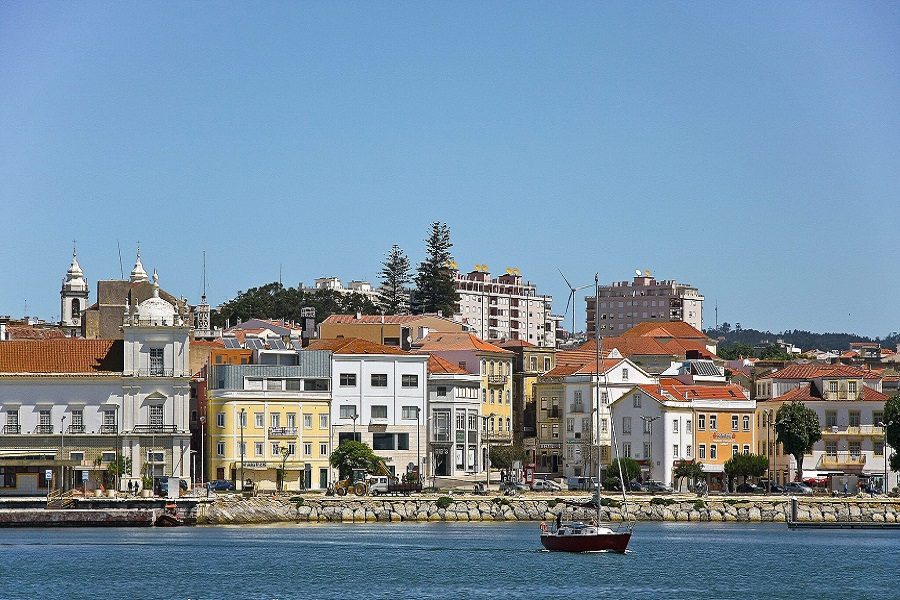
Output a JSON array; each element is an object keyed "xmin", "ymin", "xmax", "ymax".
[
  {"xmin": 223, "ymin": 337, "xmax": 241, "ymax": 349},
  {"xmin": 246, "ymin": 338, "xmax": 264, "ymax": 350},
  {"xmin": 268, "ymin": 338, "xmax": 286, "ymax": 350},
  {"xmin": 291, "ymin": 340, "xmax": 304, "ymax": 351}
]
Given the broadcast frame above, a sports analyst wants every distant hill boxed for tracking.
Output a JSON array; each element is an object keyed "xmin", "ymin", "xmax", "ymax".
[{"xmin": 704, "ymin": 324, "xmax": 900, "ymax": 354}]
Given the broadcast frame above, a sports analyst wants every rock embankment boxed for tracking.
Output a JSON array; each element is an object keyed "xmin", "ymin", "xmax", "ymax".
[{"xmin": 196, "ymin": 495, "xmax": 900, "ymax": 525}]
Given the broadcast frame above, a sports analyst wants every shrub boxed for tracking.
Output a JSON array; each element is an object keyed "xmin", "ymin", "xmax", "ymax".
[
  {"xmin": 491, "ymin": 497, "xmax": 510, "ymax": 507},
  {"xmin": 547, "ymin": 499, "xmax": 559, "ymax": 508},
  {"xmin": 600, "ymin": 497, "xmax": 621, "ymax": 509},
  {"xmin": 693, "ymin": 500, "xmax": 706, "ymax": 511},
  {"xmin": 291, "ymin": 496, "xmax": 304, "ymax": 507},
  {"xmin": 650, "ymin": 497, "xmax": 676, "ymax": 506},
  {"xmin": 435, "ymin": 496, "xmax": 453, "ymax": 509}
]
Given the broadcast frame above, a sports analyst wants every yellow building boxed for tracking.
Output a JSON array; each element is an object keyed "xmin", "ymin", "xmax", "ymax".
[
  {"xmin": 416, "ymin": 332, "xmax": 514, "ymax": 475},
  {"xmin": 206, "ymin": 352, "xmax": 333, "ymax": 491}
]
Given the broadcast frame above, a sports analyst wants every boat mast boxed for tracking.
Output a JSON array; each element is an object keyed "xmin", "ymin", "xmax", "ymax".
[{"xmin": 594, "ymin": 274, "xmax": 601, "ymax": 525}]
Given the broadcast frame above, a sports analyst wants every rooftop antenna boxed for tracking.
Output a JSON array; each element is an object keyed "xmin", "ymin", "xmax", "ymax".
[
  {"xmin": 559, "ymin": 269, "xmax": 591, "ymax": 339},
  {"xmin": 279, "ymin": 263, "xmax": 283, "ymax": 287},
  {"xmin": 715, "ymin": 301, "xmax": 718, "ymax": 332},
  {"xmin": 202, "ymin": 250, "xmax": 207, "ymax": 302},
  {"xmin": 117, "ymin": 239, "xmax": 124, "ymax": 279}
]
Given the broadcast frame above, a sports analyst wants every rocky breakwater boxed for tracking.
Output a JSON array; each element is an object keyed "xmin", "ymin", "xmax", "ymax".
[{"xmin": 195, "ymin": 494, "xmax": 900, "ymax": 525}]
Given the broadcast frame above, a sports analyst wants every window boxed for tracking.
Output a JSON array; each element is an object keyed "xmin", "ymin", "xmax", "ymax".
[
  {"xmin": 437, "ymin": 386, "xmax": 447, "ymax": 397},
  {"xmin": 686, "ymin": 444, "xmax": 692, "ymax": 458},
  {"xmin": 216, "ymin": 442, "xmax": 225, "ymax": 457},
  {"xmin": 506, "ymin": 390, "xmax": 511, "ymax": 404},
  {"xmin": 371, "ymin": 405, "xmax": 388, "ymax": 419},
  {"xmin": 633, "ymin": 393, "xmax": 641, "ymax": 408},
  {"xmin": 306, "ymin": 379, "xmax": 328, "ymax": 391},
  {"xmin": 150, "ymin": 405, "xmax": 163, "ymax": 429},
  {"xmin": 875, "ymin": 441, "xmax": 885, "ymax": 456},
  {"xmin": 216, "ymin": 413, "xmax": 225, "ymax": 428},
  {"xmin": 825, "ymin": 441, "xmax": 837, "ymax": 456},
  {"xmin": 340, "ymin": 373, "xmax": 357, "ymax": 387},
  {"xmin": 601, "ymin": 418, "xmax": 608, "ymax": 433},
  {"xmin": 699, "ymin": 444, "xmax": 706, "ymax": 459},
  {"xmin": 303, "ymin": 414, "xmax": 312, "ymax": 429},
  {"xmin": 643, "ymin": 418, "xmax": 651, "ymax": 434},
  {"xmin": 673, "ymin": 419, "xmax": 679, "ymax": 433},
  {"xmin": 271, "ymin": 413, "xmax": 280, "ymax": 428},
  {"xmin": 272, "ymin": 443, "xmax": 280, "ymax": 455},
  {"xmin": 849, "ymin": 411, "xmax": 861, "ymax": 427},
  {"xmin": 339, "ymin": 406, "xmax": 357, "ymax": 420},
  {"xmin": 69, "ymin": 452, "xmax": 84, "ymax": 463},
  {"xmin": 731, "ymin": 415, "xmax": 739, "ymax": 431},
  {"xmin": 304, "ymin": 443, "xmax": 312, "ymax": 456},
  {"xmin": 622, "ymin": 442, "xmax": 632, "ymax": 457},
  {"xmin": 622, "ymin": 417, "xmax": 632, "ymax": 434},
  {"xmin": 285, "ymin": 379, "xmax": 301, "ymax": 391},
  {"xmin": 643, "ymin": 442, "xmax": 651, "ymax": 459},
  {"xmin": 710, "ymin": 445, "xmax": 718, "ymax": 460},
  {"xmin": 150, "ymin": 348, "xmax": 164, "ymax": 376},
  {"xmin": 6, "ymin": 410, "xmax": 18, "ymax": 427},
  {"xmin": 320, "ymin": 414, "xmax": 328, "ymax": 429},
  {"xmin": 544, "ymin": 357, "xmax": 551, "ymax": 371},
  {"xmin": 482, "ymin": 389, "xmax": 487, "ymax": 403},
  {"xmin": 373, "ymin": 433, "xmax": 395, "ymax": 450},
  {"xmin": 371, "ymin": 374, "xmax": 388, "ymax": 387},
  {"xmin": 401, "ymin": 374, "xmax": 419, "ymax": 388},
  {"xmin": 573, "ymin": 391, "xmax": 583, "ymax": 411},
  {"xmin": 673, "ymin": 444, "xmax": 679, "ymax": 458},
  {"xmin": 709, "ymin": 415, "xmax": 718, "ymax": 431},
  {"xmin": 829, "ymin": 380, "xmax": 838, "ymax": 393},
  {"xmin": 601, "ymin": 392, "xmax": 609, "ymax": 405},
  {"xmin": 875, "ymin": 411, "xmax": 885, "ymax": 426},
  {"xmin": 254, "ymin": 442, "xmax": 264, "ymax": 456},
  {"xmin": 402, "ymin": 406, "xmax": 419, "ymax": 420},
  {"xmin": 287, "ymin": 443, "xmax": 295, "ymax": 456},
  {"xmin": 506, "ymin": 417, "xmax": 511, "ymax": 432},
  {"xmin": 566, "ymin": 418, "xmax": 575, "ymax": 432},
  {"xmin": 848, "ymin": 380, "xmax": 858, "ymax": 394},
  {"xmin": 490, "ymin": 389, "xmax": 495, "ymax": 404},
  {"xmin": 266, "ymin": 379, "xmax": 283, "ymax": 391},
  {"xmin": 71, "ymin": 410, "xmax": 83, "ymax": 428},
  {"xmin": 732, "ymin": 444, "xmax": 739, "ymax": 457},
  {"xmin": 742, "ymin": 415, "xmax": 750, "ymax": 431},
  {"xmin": 698, "ymin": 414, "xmax": 706, "ymax": 431},
  {"xmin": 254, "ymin": 413, "xmax": 264, "ymax": 428},
  {"xmin": 320, "ymin": 443, "xmax": 328, "ymax": 456},
  {"xmin": 686, "ymin": 418, "xmax": 692, "ymax": 433},
  {"xmin": 848, "ymin": 441, "xmax": 861, "ymax": 457},
  {"xmin": 825, "ymin": 411, "xmax": 837, "ymax": 427},
  {"xmin": 743, "ymin": 444, "xmax": 750, "ymax": 455},
  {"xmin": 581, "ymin": 418, "xmax": 591, "ymax": 432}
]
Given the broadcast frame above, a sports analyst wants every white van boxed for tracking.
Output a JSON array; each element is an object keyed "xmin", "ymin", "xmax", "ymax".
[{"xmin": 531, "ymin": 479, "xmax": 562, "ymax": 492}]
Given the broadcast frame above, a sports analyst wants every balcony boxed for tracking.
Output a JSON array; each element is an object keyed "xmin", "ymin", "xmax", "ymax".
[
  {"xmin": 431, "ymin": 431, "xmax": 451, "ymax": 443},
  {"xmin": 2, "ymin": 425, "xmax": 21, "ymax": 434},
  {"xmin": 269, "ymin": 426, "xmax": 298, "ymax": 438},
  {"xmin": 66, "ymin": 425, "xmax": 86, "ymax": 434},
  {"xmin": 130, "ymin": 369, "xmax": 177, "ymax": 378},
  {"xmin": 34, "ymin": 425, "xmax": 54, "ymax": 434},
  {"xmin": 484, "ymin": 432, "xmax": 512, "ymax": 442},
  {"xmin": 818, "ymin": 453, "xmax": 867, "ymax": 470},
  {"xmin": 100, "ymin": 425, "xmax": 118, "ymax": 434},
  {"xmin": 821, "ymin": 425, "xmax": 883, "ymax": 437},
  {"xmin": 570, "ymin": 403, "xmax": 585, "ymax": 414},
  {"xmin": 132, "ymin": 424, "xmax": 178, "ymax": 434},
  {"xmin": 547, "ymin": 409, "xmax": 561, "ymax": 419},
  {"xmin": 487, "ymin": 375, "xmax": 506, "ymax": 385}
]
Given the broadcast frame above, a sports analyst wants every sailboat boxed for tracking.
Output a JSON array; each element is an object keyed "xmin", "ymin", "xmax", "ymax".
[{"xmin": 539, "ymin": 274, "xmax": 634, "ymax": 553}]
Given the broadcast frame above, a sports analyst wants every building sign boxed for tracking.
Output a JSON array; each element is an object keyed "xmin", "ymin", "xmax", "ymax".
[
  {"xmin": 44, "ymin": 469, "xmax": 52, "ymax": 481},
  {"xmin": 713, "ymin": 433, "xmax": 736, "ymax": 441},
  {"xmin": 538, "ymin": 443, "xmax": 562, "ymax": 450}
]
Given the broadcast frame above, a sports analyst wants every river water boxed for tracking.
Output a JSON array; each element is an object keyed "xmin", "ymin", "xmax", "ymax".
[{"xmin": 0, "ymin": 522, "xmax": 894, "ymax": 599}]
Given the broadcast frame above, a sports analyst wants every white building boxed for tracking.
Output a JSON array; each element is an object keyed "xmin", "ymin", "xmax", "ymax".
[
  {"xmin": 454, "ymin": 267, "xmax": 558, "ymax": 347},
  {"xmin": 307, "ymin": 338, "xmax": 428, "ymax": 478},
  {"xmin": 424, "ymin": 354, "xmax": 482, "ymax": 480},
  {"xmin": 303, "ymin": 277, "xmax": 382, "ymax": 304},
  {"xmin": 586, "ymin": 272, "xmax": 704, "ymax": 337},
  {"xmin": 0, "ymin": 271, "xmax": 192, "ymax": 495}
]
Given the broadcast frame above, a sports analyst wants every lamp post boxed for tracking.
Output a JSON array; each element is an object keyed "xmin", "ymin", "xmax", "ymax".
[
  {"xmin": 199, "ymin": 415, "xmax": 206, "ymax": 486},
  {"xmin": 60, "ymin": 415, "xmax": 66, "ymax": 491},
  {"xmin": 279, "ymin": 444, "xmax": 290, "ymax": 492},
  {"xmin": 115, "ymin": 405, "xmax": 121, "ymax": 493},
  {"xmin": 879, "ymin": 420, "xmax": 895, "ymax": 495},
  {"xmin": 415, "ymin": 407, "xmax": 421, "ymax": 483},
  {"xmin": 639, "ymin": 415, "xmax": 660, "ymax": 483},
  {"xmin": 239, "ymin": 408, "xmax": 246, "ymax": 491},
  {"xmin": 767, "ymin": 409, "xmax": 775, "ymax": 494},
  {"xmin": 351, "ymin": 412, "xmax": 359, "ymax": 441},
  {"xmin": 480, "ymin": 413, "xmax": 496, "ymax": 490}
]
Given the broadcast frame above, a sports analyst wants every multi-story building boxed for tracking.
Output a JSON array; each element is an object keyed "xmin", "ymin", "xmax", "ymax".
[
  {"xmin": 0, "ymin": 272, "xmax": 192, "ymax": 495},
  {"xmin": 302, "ymin": 277, "xmax": 382, "ymax": 304},
  {"xmin": 416, "ymin": 332, "xmax": 514, "ymax": 475},
  {"xmin": 613, "ymin": 382, "xmax": 753, "ymax": 490},
  {"xmin": 205, "ymin": 352, "xmax": 333, "ymax": 491},
  {"xmin": 424, "ymin": 355, "xmax": 481, "ymax": 480},
  {"xmin": 498, "ymin": 340, "xmax": 556, "ymax": 446},
  {"xmin": 319, "ymin": 314, "xmax": 463, "ymax": 350},
  {"xmin": 586, "ymin": 272, "xmax": 703, "ymax": 338},
  {"xmin": 307, "ymin": 338, "xmax": 428, "ymax": 479},
  {"xmin": 454, "ymin": 267, "xmax": 559, "ymax": 347},
  {"xmin": 756, "ymin": 364, "xmax": 889, "ymax": 486},
  {"xmin": 581, "ymin": 321, "xmax": 718, "ymax": 375}
]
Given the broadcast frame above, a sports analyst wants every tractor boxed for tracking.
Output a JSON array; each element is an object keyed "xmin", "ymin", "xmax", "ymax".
[{"xmin": 333, "ymin": 468, "xmax": 369, "ymax": 496}]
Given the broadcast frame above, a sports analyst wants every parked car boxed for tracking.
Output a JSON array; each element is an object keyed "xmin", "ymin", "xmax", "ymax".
[
  {"xmin": 736, "ymin": 482, "xmax": 764, "ymax": 494},
  {"xmin": 628, "ymin": 480, "xmax": 648, "ymax": 492},
  {"xmin": 645, "ymin": 480, "xmax": 673, "ymax": 493},
  {"xmin": 499, "ymin": 480, "xmax": 529, "ymax": 493},
  {"xmin": 567, "ymin": 476, "xmax": 599, "ymax": 491},
  {"xmin": 757, "ymin": 480, "xmax": 785, "ymax": 493},
  {"xmin": 783, "ymin": 482, "xmax": 814, "ymax": 495},
  {"xmin": 531, "ymin": 479, "xmax": 562, "ymax": 492},
  {"xmin": 207, "ymin": 479, "xmax": 235, "ymax": 492}
]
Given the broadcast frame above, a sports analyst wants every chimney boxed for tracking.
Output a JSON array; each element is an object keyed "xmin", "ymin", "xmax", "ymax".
[{"xmin": 356, "ymin": 311, "xmax": 362, "ymax": 320}]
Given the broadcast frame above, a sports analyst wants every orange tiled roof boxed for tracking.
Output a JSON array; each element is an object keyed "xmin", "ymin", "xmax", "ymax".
[
  {"xmin": 323, "ymin": 314, "xmax": 452, "ymax": 325},
  {"xmin": 427, "ymin": 354, "xmax": 468, "ymax": 375},
  {"xmin": 663, "ymin": 383, "xmax": 749, "ymax": 402},
  {"xmin": 621, "ymin": 321, "xmax": 710, "ymax": 340},
  {"xmin": 0, "ymin": 339, "xmax": 123, "ymax": 374},
  {"xmin": 767, "ymin": 364, "xmax": 880, "ymax": 380},
  {"xmin": 416, "ymin": 332, "xmax": 512, "ymax": 354},
  {"xmin": 544, "ymin": 358, "xmax": 624, "ymax": 377},
  {"xmin": 306, "ymin": 337, "xmax": 410, "ymax": 356},
  {"xmin": 775, "ymin": 383, "xmax": 889, "ymax": 403},
  {"xmin": 5, "ymin": 324, "xmax": 67, "ymax": 340},
  {"xmin": 496, "ymin": 339, "xmax": 536, "ymax": 349}
]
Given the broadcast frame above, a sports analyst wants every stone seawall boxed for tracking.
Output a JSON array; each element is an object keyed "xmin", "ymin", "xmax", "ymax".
[{"xmin": 196, "ymin": 495, "xmax": 900, "ymax": 525}]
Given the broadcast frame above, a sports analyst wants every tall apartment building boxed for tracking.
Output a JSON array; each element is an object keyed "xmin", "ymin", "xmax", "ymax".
[
  {"xmin": 454, "ymin": 267, "xmax": 560, "ymax": 348},
  {"xmin": 302, "ymin": 277, "xmax": 381, "ymax": 304},
  {"xmin": 586, "ymin": 272, "xmax": 703, "ymax": 338}
]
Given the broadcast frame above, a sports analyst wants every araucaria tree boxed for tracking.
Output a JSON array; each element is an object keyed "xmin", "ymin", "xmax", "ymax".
[
  {"xmin": 378, "ymin": 244, "xmax": 412, "ymax": 315},
  {"xmin": 883, "ymin": 395, "xmax": 900, "ymax": 473},
  {"xmin": 775, "ymin": 401, "xmax": 822, "ymax": 480},
  {"xmin": 414, "ymin": 222, "xmax": 458, "ymax": 316}
]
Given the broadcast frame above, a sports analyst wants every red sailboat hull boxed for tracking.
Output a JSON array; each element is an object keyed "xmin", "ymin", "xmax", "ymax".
[{"xmin": 540, "ymin": 531, "xmax": 631, "ymax": 553}]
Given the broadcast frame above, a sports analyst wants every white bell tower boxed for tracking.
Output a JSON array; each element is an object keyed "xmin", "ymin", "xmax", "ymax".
[{"xmin": 60, "ymin": 245, "xmax": 89, "ymax": 337}]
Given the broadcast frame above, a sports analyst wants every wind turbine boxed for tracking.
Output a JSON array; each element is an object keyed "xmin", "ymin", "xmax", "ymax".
[{"xmin": 559, "ymin": 269, "xmax": 592, "ymax": 339}]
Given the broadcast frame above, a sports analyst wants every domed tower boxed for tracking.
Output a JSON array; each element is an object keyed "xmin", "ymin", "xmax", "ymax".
[
  {"xmin": 60, "ymin": 246, "xmax": 89, "ymax": 337},
  {"xmin": 130, "ymin": 247, "xmax": 149, "ymax": 283}
]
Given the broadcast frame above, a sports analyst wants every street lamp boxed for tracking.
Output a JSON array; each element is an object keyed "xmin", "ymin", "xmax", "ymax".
[
  {"xmin": 639, "ymin": 415, "xmax": 660, "ymax": 483},
  {"xmin": 199, "ymin": 415, "xmax": 206, "ymax": 486},
  {"xmin": 239, "ymin": 408, "xmax": 245, "ymax": 491},
  {"xmin": 879, "ymin": 420, "xmax": 895, "ymax": 495},
  {"xmin": 414, "ymin": 407, "xmax": 421, "ymax": 483},
  {"xmin": 766, "ymin": 409, "xmax": 775, "ymax": 494},
  {"xmin": 279, "ymin": 444, "xmax": 290, "ymax": 492},
  {"xmin": 351, "ymin": 412, "xmax": 359, "ymax": 441},
  {"xmin": 115, "ymin": 405, "xmax": 121, "ymax": 493},
  {"xmin": 479, "ymin": 413, "xmax": 496, "ymax": 490},
  {"xmin": 60, "ymin": 415, "xmax": 66, "ymax": 491}
]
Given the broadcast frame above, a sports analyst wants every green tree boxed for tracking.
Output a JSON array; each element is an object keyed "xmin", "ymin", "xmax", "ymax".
[
  {"xmin": 775, "ymin": 401, "xmax": 822, "ymax": 480},
  {"xmin": 488, "ymin": 445, "xmax": 528, "ymax": 470},
  {"xmin": 717, "ymin": 343, "xmax": 755, "ymax": 360},
  {"xmin": 413, "ymin": 222, "xmax": 458, "ymax": 316},
  {"xmin": 883, "ymin": 395, "xmax": 900, "ymax": 472},
  {"xmin": 673, "ymin": 461, "xmax": 705, "ymax": 491},
  {"xmin": 329, "ymin": 440, "xmax": 381, "ymax": 480},
  {"xmin": 609, "ymin": 457, "xmax": 641, "ymax": 484},
  {"xmin": 107, "ymin": 454, "xmax": 132, "ymax": 482},
  {"xmin": 723, "ymin": 453, "xmax": 768, "ymax": 490},
  {"xmin": 378, "ymin": 244, "xmax": 412, "ymax": 315}
]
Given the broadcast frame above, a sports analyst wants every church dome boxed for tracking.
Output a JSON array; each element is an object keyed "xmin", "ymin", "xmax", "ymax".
[
  {"xmin": 136, "ymin": 271, "xmax": 176, "ymax": 324},
  {"xmin": 130, "ymin": 248, "xmax": 148, "ymax": 283},
  {"xmin": 63, "ymin": 248, "xmax": 88, "ymax": 292}
]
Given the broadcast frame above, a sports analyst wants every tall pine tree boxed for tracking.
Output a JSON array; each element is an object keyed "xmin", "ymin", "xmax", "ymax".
[
  {"xmin": 414, "ymin": 222, "xmax": 459, "ymax": 316},
  {"xmin": 378, "ymin": 244, "xmax": 412, "ymax": 315}
]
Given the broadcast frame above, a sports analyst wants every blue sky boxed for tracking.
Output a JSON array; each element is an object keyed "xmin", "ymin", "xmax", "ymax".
[{"xmin": 1, "ymin": 3, "xmax": 898, "ymax": 337}]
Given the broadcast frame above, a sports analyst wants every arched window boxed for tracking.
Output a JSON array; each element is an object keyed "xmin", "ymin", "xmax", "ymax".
[{"xmin": 71, "ymin": 298, "xmax": 80, "ymax": 315}]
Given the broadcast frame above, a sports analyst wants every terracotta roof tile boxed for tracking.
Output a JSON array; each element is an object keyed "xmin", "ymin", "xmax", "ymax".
[
  {"xmin": 0, "ymin": 339, "xmax": 123, "ymax": 374},
  {"xmin": 322, "ymin": 314, "xmax": 454, "ymax": 325},
  {"xmin": 306, "ymin": 337, "xmax": 410, "ymax": 355},
  {"xmin": 416, "ymin": 332, "xmax": 512, "ymax": 354},
  {"xmin": 427, "ymin": 354, "xmax": 468, "ymax": 374},
  {"xmin": 767, "ymin": 364, "xmax": 880, "ymax": 380},
  {"xmin": 774, "ymin": 383, "xmax": 889, "ymax": 403}
]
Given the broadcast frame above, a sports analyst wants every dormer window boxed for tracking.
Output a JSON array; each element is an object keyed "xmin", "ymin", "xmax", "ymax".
[{"xmin": 848, "ymin": 381, "xmax": 858, "ymax": 394}]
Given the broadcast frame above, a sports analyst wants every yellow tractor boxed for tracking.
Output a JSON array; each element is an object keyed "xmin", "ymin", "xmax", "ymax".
[{"xmin": 334, "ymin": 468, "xmax": 369, "ymax": 496}]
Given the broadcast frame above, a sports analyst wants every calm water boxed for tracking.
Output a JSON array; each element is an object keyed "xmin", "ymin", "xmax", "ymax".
[{"xmin": 0, "ymin": 522, "xmax": 895, "ymax": 599}]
